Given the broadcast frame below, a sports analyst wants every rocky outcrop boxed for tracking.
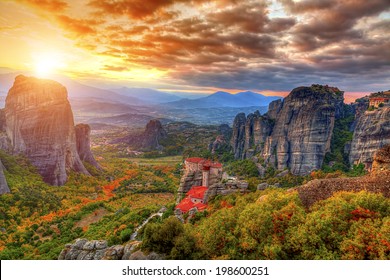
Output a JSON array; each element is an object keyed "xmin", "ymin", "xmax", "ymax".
[
  {"xmin": 0, "ymin": 110, "xmax": 11, "ymax": 151},
  {"xmin": 297, "ymin": 170, "xmax": 390, "ymax": 208},
  {"xmin": 232, "ymin": 85, "xmax": 344, "ymax": 175},
  {"xmin": 266, "ymin": 99, "xmax": 283, "ymax": 120},
  {"xmin": 178, "ymin": 170, "xmax": 203, "ymax": 201},
  {"xmin": 177, "ymin": 158, "xmax": 223, "ymax": 200},
  {"xmin": 138, "ymin": 119, "xmax": 167, "ymax": 150},
  {"xmin": 297, "ymin": 144, "xmax": 390, "ymax": 208},
  {"xmin": 349, "ymin": 107, "xmax": 390, "ymax": 170},
  {"xmin": 231, "ymin": 113, "xmax": 246, "ymax": 159},
  {"xmin": 209, "ymin": 124, "xmax": 232, "ymax": 154},
  {"xmin": 204, "ymin": 180, "xmax": 248, "ymax": 203},
  {"xmin": 0, "ymin": 159, "xmax": 10, "ymax": 194},
  {"xmin": 75, "ymin": 124, "xmax": 100, "ymax": 169},
  {"xmin": 58, "ymin": 239, "xmax": 162, "ymax": 260},
  {"xmin": 4, "ymin": 75, "xmax": 90, "ymax": 185},
  {"xmin": 116, "ymin": 119, "xmax": 168, "ymax": 151},
  {"xmin": 263, "ymin": 85, "xmax": 343, "ymax": 175},
  {"xmin": 372, "ymin": 145, "xmax": 390, "ymax": 173},
  {"xmin": 209, "ymin": 135, "xmax": 227, "ymax": 154}
]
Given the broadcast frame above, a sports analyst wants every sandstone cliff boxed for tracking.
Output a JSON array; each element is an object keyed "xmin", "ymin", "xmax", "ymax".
[
  {"xmin": 231, "ymin": 85, "xmax": 343, "ymax": 175},
  {"xmin": 0, "ymin": 159, "xmax": 10, "ymax": 195},
  {"xmin": 116, "ymin": 119, "xmax": 168, "ymax": 151},
  {"xmin": 231, "ymin": 113, "xmax": 246, "ymax": 159},
  {"xmin": 372, "ymin": 144, "xmax": 390, "ymax": 174},
  {"xmin": 75, "ymin": 123, "xmax": 100, "ymax": 169},
  {"xmin": 209, "ymin": 124, "xmax": 232, "ymax": 154},
  {"xmin": 138, "ymin": 119, "xmax": 167, "ymax": 151},
  {"xmin": 349, "ymin": 107, "xmax": 390, "ymax": 170},
  {"xmin": 4, "ymin": 75, "xmax": 90, "ymax": 185}
]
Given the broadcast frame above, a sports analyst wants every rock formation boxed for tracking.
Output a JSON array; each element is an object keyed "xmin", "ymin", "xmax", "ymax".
[
  {"xmin": 349, "ymin": 107, "xmax": 390, "ymax": 170},
  {"xmin": 231, "ymin": 113, "xmax": 246, "ymax": 159},
  {"xmin": 231, "ymin": 84, "xmax": 344, "ymax": 175},
  {"xmin": 0, "ymin": 159, "xmax": 10, "ymax": 195},
  {"xmin": 58, "ymin": 239, "xmax": 162, "ymax": 260},
  {"xmin": 4, "ymin": 75, "xmax": 92, "ymax": 185},
  {"xmin": 266, "ymin": 99, "xmax": 283, "ymax": 120},
  {"xmin": 297, "ymin": 145, "xmax": 390, "ymax": 208},
  {"xmin": 138, "ymin": 119, "xmax": 167, "ymax": 150},
  {"xmin": 371, "ymin": 145, "xmax": 390, "ymax": 174},
  {"xmin": 75, "ymin": 123, "xmax": 100, "ymax": 169},
  {"xmin": 177, "ymin": 158, "xmax": 223, "ymax": 200},
  {"xmin": 0, "ymin": 109, "xmax": 10, "ymax": 151},
  {"xmin": 203, "ymin": 180, "xmax": 248, "ymax": 203},
  {"xmin": 209, "ymin": 135, "xmax": 227, "ymax": 154},
  {"xmin": 209, "ymin": 124, "xmax": 232, "ymax": 154},
  {"xmin": 116, "ymin": 119, "xmax": 168, "ymax": 151}
]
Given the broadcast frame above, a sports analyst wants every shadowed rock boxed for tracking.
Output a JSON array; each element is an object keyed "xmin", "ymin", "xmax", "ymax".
[
  {"xmin": 349, "ymin": 107, "xmax": 390, "ymax": 170},
  {"xmin": 0, "ymin": 160, "xmax": 10, "ymax": 194},
  {"xmin": 75, "ymin": 123, "xmax": 100, "ymax": 169}
]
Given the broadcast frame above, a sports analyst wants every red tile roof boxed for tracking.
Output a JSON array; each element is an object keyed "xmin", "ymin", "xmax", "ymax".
[
  {"xmin": 175, "ymin": 197, "xmax": 207, "ymax": 213},
  {"xmin": 185, "ymin": 157, "xmax": 204, "ymax": 163},
  {"xmin": 187, "ymin": 186, "xmax": 208, "ymax": 199},
  {"xmin": 175, "ymin": 186, "xmax": 208, "ymax": 213}
]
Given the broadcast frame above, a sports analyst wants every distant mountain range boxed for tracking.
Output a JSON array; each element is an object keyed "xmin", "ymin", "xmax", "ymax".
[
  {"xmin": 111, "ymin": 87, "xmax": 181, "ymax": 104},
  {"xmin": 163, "ymin": 91, "xmax": 282, "ymax": 108},
  {"xmin": 0, "ymin": 71, "xmax": 282, "ymax": 126}
]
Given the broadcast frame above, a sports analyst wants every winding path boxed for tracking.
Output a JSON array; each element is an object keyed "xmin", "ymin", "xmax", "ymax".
[{"xmin": 130, "ymin": 207, "xmax": 166, "ymax": 240}]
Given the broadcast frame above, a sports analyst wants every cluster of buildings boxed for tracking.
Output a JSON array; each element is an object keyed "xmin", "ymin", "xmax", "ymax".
[
  {"xmin": 175, "ymin": 157, "xmax": 223, "ymax": 215},
  {"xmin": 369, "ymin": 91, "xmax": 389, "ymax": 108}
]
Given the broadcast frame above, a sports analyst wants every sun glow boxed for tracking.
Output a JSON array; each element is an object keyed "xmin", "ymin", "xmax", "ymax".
[{"xmin": 33, "ymin": 53, "xmax": 64, "ymax": 78}]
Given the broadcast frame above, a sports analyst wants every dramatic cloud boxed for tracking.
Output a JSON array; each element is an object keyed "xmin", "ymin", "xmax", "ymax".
[
  {"xmin": 56, "ymin": 15, "xmax": 100, "ymax": 35},
  {"xmin": 3, "ymin": 0, "xmax": 390, "ymax": 94},
  {"xmin": 16, "ymin": 0, "xmax": 68, "ymax": 13}
]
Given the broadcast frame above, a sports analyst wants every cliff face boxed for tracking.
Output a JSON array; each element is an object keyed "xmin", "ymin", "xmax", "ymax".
[
  {"xmin": 231, "ymin": 113, "xmax": 246, "ymax": 159},
  {"xmin": 264, "ymin": 86, "xmax": 342, "ymax": 175},
  {"xmin": 139, "ymin": 119, "xmax": 167, "ymax": 151},
  {"xmin": 231, "ymin": 85, "xmax": 344, "ymax": 175},
  {"xmin": 371, "ymin": 145, "xmax": 390, "ymax": 174},
  {"xmin": 4, "ymin": 75, "xmax": 90, "ymax": 185},
  {"xmin": 349, "ymin": 107, "xmax": 390, "ymax": 169},
  {"xmin": 0, "ymin": 159, "xmax": 10, "ymax": 195},
  {"xmin": 231, "ymin": 111, "xmax": 275, "ymax": 159},
  {"xmin": 75, "ymin": 124, "xmax": 100, "ymax": 169},
  {"xmin": 209, "ymin": 124, "xmax": 232, "ymax": 154},
  {"xmin": 119, "ymin": 119, "xmax": 168, "ymax": 151}
]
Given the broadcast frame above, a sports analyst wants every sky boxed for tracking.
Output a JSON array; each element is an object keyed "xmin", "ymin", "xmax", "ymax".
[{"xmin": 0, "ymin": 0, "xmax": 389, "ymax": 101}]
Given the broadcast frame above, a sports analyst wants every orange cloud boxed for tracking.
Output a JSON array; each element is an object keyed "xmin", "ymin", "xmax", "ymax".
[
  {"xmin": 101, "ymin": 65, "xmax": 128, "ymax": 72},
  {"xmin": 87, "ymin": 0, "xmax": 178, "ymax": 19},
  {"xmin": 56, "ymin": 15, "xmax": 101, "ymax": 36},
  {"xmin": 17, "ymin": 0, "xmax": 68, "ymax": 12}
]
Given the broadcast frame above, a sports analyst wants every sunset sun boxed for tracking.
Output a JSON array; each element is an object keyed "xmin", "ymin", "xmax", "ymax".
[{"xmin": 33, "ymin": 53, "xmax": 63, "ymax": 78}]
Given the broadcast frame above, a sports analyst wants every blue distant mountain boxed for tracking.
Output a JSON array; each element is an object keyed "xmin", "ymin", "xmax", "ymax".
[
  {"xmin": 111, "ymin": 87, "xmax": 181, "ymax": 104},
  {"xmin": 163, "ymin": 90, "xmax": 282, "ymax": 108}
]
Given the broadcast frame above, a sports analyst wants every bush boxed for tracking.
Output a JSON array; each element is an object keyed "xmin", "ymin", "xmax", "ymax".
[{"xmin": 120, "ymin": 228, "xmax": 133, "ymax": 242}]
